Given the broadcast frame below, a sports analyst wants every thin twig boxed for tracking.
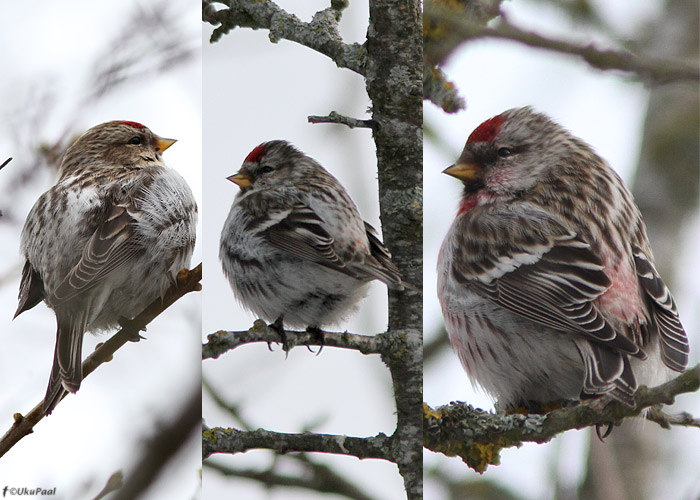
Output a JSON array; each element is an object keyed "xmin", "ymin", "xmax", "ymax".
[
  {"xmin": 202, "ymin": 321, "xmax": 387, "ymax": 360},
  {"xmin": 423, "ymin": 67, "xmax": 466, "ymax": 113},
  {"xmin": 203, "ymin": 426, "xmax": 394, "ymax": 461},
  {"xmin": 424, "ymin": 5, "xmax": 699, "ymax": 83},
  {"xmin": 202, "ymin": 377, "xmax": 253, "ymax": 430},
  {"xmin": 646, "ymin": 407, "xmax": 700, "ymax": 429},
  {"xmin": 110, "ymin": 386, "xmax": 201, "ymax": 500},
  {"xmin": 308, "ymin": 112, "xmax": 378, "ymax": 130},
  {"xmin": 205, "ymin": 457, "xmax": 380, "ymax": 500},
  {"xmin": 0, "ymin": 264, "xmax": 202, "ymax": 458}
]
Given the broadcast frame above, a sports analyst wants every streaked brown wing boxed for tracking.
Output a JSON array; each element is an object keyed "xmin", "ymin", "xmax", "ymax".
[
  {"xmin": 47, "ymin": 200, "xmax": 142, "ymax": 306},
  {"xmin": 451, "ymin": 204, "xmax": 641, "ymax": 356},
  {"xmin": 633, "ymin": 247, "xmax": 689, "ymax": 371}
]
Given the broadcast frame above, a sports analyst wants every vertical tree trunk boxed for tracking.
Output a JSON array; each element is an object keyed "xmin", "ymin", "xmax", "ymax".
[{"xmin": 366, "ymin": 1, "xmax": 423, "ymax": 498}]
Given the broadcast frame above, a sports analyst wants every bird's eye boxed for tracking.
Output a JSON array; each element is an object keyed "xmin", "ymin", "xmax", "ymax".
[
  {"xmin": 259, "ymin": 165, "xmax": 274, "ymax": 174},
  {"xmin": 497, "ymin": 147, "xmax": 512, "ymax": 158},
  {"xmin": 128, "ymin": 136, "xmax": 142, "ymax": 145}
]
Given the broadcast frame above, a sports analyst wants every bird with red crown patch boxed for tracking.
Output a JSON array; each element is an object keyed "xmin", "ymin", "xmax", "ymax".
[
  {"xmin": 17, "ymin": 120, "xmax": 198, "ymax": 415},
  {"xmin": 220, "ymin": 140, "xmax": 404, "ymax": 337},
  {"xmin": 438, "ymin": 107, "xmax": 689, "ymax": 412}
]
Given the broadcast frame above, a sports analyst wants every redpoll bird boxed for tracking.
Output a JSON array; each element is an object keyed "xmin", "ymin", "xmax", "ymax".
[
  {"xmin": 16, "ymin": 121, "xmax": 197, "ymax": 415},
  {"xmin": 220, "ymin": 140, "xmax": 403, "ymax": 333},
  {"xmin": 437, "ymin": 107, "xmax": 689, "ymax": 411}
]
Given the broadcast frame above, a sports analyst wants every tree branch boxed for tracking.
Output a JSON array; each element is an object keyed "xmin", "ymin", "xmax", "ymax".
[
  {"xmin": 202, "ymin": 320, "xmax": 387, "ymax": 359},
  {"xmin": 0, "ymin": 264, "xmax": 202, "ymax": 458},
  {"xmin": 423, "ymin": 67, "xmax": 466, "ymax": 113},
  {"xmin": 424, "ymin": 364, "xmax": 700, "ymax": 473},
  {"xmin": 646, "ymin": 406, "xmax": 700, "ymax": 429},
  {"xmin": 0, "ymin": 157, "xmax": 11, "ymax": 171},
  {"xmin": 424, "ymin": 4, "xmax": 700, "ymax": 83},
  {"xmin": 202, "ymin": 0, "xmax": 365, "ymax": 74},
  {"xmin": 308, "ymin": 111, "xmax": 378, "ymax": 130},
  {"xmin": 203, "ymin": 425, "xmax": 393, "ymax": 461},
  {"xmin": 205, "ymin": 455, "xmax": 380, "ymax": 500},
  {"xmin": 110, "ymin": 386, "xmax": 201, "ymax": 500},
  {"xmin": 203, "ymin": 379, "xmax": 378, "ymax": 500}
]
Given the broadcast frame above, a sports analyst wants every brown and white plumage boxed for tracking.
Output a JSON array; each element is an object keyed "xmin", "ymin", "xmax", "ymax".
[
  {"xmin": 16, "ymin": 121, "xmax": 197, "ymax": 414},
  {"xmin": 438, "ymin": 107, "xmax": 688, "ymax": 410},
  {"xmin": 220, "ymin": 140, "xmax": 402, "ymax": 330}
]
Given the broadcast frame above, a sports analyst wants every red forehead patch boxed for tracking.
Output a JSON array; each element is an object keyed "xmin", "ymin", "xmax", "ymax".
[
  {"xmin": 467, "ymin": 114, "xmax": 506, "ymax": 144},
  {"xmin": 244, "ymin": 143, "xmax": 267, "ymax": 163},
  {"xmin": 117, "ymin": 120, "xmax": 146, "ymax": 129}
]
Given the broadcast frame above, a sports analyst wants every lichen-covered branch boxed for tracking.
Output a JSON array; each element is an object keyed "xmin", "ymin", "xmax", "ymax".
[
  {"xmin": 424, "ymin": 3, "xmax": 700, "ymax": 83},
  {"xmin": 203, "ymin": 425, "xmax": 394, "ymax": 461},
  {"xmin": 424, "ymin": 364, "xmax": 700, "ymax": 473},
  {"xmin": 202, "ymin": 0, "xmax": 365, "ymax": 74},
  {"xmin": 423, "ymin": 67, "xmax": 466, "ymax": 113},
  {"xmin": 202, "ymin": 320, "xmax": 387, "ymax": 359},
  {"xmin": 0, "ymin": 264, "xmax": 202, "ymax": 458}
]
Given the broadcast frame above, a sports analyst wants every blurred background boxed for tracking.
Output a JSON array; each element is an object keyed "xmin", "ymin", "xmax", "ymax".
[
  {"xmin": 424, "ymin": 1, "xmax": 699, "ymax": 499},
  {"xmin": 0, "ymin": 1, "xmax": 201, "ymax": 499},
  {"xmin": 202, "ymin": 1, "xmax": 408, "ymax": 499}
]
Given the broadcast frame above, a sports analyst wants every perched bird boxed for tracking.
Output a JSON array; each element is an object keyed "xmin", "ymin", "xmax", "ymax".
[
  {"xmin": 220, "ymin": 140, "xmax": 403, "ymax": 334},
  {"xmin": 438, "ymin": 107, "xmax": 689, "ymax": 411},
  {"xmin": 16, "ymin": 121, "xmax": 197, "ymax": 415}
]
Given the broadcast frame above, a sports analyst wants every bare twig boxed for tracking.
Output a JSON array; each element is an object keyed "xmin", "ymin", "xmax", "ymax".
[
  {"xmin": 308, "ymin": 111, "xmax": 377, "ymax": 130},
  {"xmin": 202, "ymin": 321, "xmax": 387, "ymax": 360},
  {"xmin": 203, "ymin": 425, "xmax": 393, "ymax": 461},
  {"xmin": 424, "ymin": 364, "xmax": 700, "ymax": 472},
  {"xmin": 203, "ymin": 380, "xmax": 379, "ymax": 500},
  {"xmin": 205, "ymin": 457, "xmax": 380, "ymax": 500},
  {"xmin": 424, "ymin": 4, "xmax": 699, "ymax": 83},
  {"xmin": 646, "ymin": 407, "xmax": 700, "ymax": 429},
  {"xmin": 202, "ymin": 377, "xmax": 253, "ymax": 430},
  {"xmin": 0, "ymin": 264, "xmax": 202, "ymax": 458},
  {"xmin": 423, "ymin": 67, "xmax": 466, "ymax": 113},
  {"xmin": 92, "ymin": 472, "xmax": 124, "ymax": 500},
  {"xmin": 0, "ymin": 157, "xmax": 11, "ymax": 171},
  {"xmin": 110, "ymin": 386, "xmax": 201, "ymax": 500}
]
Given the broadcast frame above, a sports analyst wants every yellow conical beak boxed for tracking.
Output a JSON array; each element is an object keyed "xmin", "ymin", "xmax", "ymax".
[
  {"xmin": 155, "ymin": 137, "xmax": 177, "ymax": 153},
  {"xmin": 227, "ymin": 172, "xmax": 252, "ymax": 189},
  {"xmin": 442, "ymin": 162, "xmax": 482, "ymax": 182}
]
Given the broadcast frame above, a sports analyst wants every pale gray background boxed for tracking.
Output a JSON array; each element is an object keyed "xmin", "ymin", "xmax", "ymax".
[{"xmin": 0, "ymin": 2, "xmax": 202, "ymax": 499}]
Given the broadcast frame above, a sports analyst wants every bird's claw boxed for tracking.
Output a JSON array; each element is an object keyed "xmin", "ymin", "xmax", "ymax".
[
  {"xmin": 269, "ymin": 317, "xmax": 290, "ymax": 356},
  {"xmin": 305, "ymin": 326, "xmax": 324, "ymax": 356},
  {"xmin": 118, "ymin": 316, "xmax": 147, "ymax": 342}
]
